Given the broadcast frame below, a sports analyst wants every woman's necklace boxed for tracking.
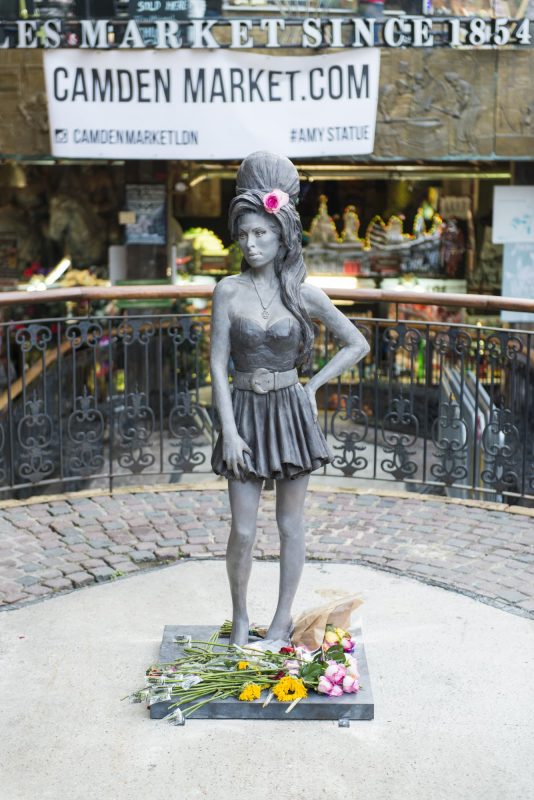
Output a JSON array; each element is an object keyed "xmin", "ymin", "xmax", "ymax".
[{"xmin": 250, "ymin": 274, "xmax": 279, "ymax": 320}]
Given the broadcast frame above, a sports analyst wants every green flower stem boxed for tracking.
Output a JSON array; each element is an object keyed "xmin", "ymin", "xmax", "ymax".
[{"xmin": 184, "ymin": 690, "xmax": 234, "ymax": 718}]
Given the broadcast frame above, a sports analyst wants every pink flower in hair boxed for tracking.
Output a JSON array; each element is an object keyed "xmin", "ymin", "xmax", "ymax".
[{"xmin": 263, "ymin": 189, "xmax": 290, "ymax": 215}]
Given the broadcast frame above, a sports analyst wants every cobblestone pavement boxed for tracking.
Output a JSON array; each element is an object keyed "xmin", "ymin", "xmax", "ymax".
[{"xmin": 0, "ymin": 484, "xmax": 533, "ymax": 619}]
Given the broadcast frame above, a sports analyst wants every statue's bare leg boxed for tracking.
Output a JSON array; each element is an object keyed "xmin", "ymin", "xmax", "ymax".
[
  {"xmin": 265, "ymin": 474, "xmax": 310, "ymax": 641},
  {"xmin": 227, "ymin": 477, "xmax": 263, "ymax": 646}
]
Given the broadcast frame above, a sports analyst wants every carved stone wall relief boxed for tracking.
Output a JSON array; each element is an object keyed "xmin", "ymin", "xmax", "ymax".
[
  {"xmin": 495, "ymin": 50, "xmax": 534, "ymax": 158},
  {"xmin": 0, "ymin": 52, "xmax": 48, "ymax": 155},
  {"xmin": 374, "ymin": 49, "xmax": 496, "ymax": 160}
]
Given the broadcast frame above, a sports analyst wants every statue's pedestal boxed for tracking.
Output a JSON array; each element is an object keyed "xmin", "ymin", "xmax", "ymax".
[{"xmin": 149, "ymin": 626, "xmax": 374, "ymax": 724}]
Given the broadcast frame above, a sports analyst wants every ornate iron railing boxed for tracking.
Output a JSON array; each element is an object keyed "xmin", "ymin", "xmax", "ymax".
[{"xmin": 0, "ymin": 286, "xmax": 532, "ymax": 503}]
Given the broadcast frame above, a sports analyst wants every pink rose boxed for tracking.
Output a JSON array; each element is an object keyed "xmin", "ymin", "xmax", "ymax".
[
  {"xmin": 342, "ymin": 675, "xmax": 360, "ymax": 694},
  {"xmin": 345, "ymin": 655, "xmax": 360, "ymax": 679},
  {"xmin": 318, "ymin": 676, "xmax": 335, "ymax": 695},
  {"xmin": 263, "ymin": 189, "xmax": 290, "ymax": 215},
  {"xmin": 341, "ymin": 636, "xmax": 356, "ymax": 653},
  {"xmin": 324, "ymin": 662, "xmax": 347, "ymax": 685},
  {"xmin": 317, "ymin": 676, "xmax": 344, "ymax": 697}
]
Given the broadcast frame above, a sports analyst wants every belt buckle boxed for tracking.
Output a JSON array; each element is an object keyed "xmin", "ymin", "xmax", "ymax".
[{"xmin": 250, "ymin": 368, "xmax": 272, "ymax": 394}]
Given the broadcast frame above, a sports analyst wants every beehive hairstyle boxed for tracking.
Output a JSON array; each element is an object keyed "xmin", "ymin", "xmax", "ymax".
[{"xmin": 228, "ymin": 151, "xmax": 313, "ymax": 366}]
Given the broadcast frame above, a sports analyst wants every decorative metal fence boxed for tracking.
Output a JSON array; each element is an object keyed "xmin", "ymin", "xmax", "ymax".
[{"xmin": 0, "ymin": 286, "xmax": 533, "ymax": 503}]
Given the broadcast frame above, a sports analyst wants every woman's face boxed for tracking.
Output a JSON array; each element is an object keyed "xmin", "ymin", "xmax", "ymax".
[{"xmin": 237, "ymin": 211, "xmax": 281, "ymax": 270}]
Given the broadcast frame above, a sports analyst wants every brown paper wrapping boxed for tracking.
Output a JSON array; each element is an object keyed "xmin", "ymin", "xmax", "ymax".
[{"xmin": 291, "ymin": 595, "xmax": 364, "ymax": 650}]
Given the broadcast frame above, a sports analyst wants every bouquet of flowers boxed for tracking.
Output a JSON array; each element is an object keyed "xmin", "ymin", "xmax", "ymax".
[{"xmin": 126, "ymin": 609, "xmax": 362, "ymax": 725}]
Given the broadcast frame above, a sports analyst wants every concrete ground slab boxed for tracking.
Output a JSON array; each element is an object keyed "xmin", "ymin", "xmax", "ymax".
[{"xmin": 1, "ymin": 561, "xmax": 533, "ymax": 800}]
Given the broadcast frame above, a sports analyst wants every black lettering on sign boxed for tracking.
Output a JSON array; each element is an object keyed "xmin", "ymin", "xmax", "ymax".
[
  {"xmin": 248, "ymin": 69, "xmax": 264, "ymax": 102},
  {"xmin": 184, "ymin": 68, "xmax": 205, "ymax": 102},
  {"xmin": 328, "ymin": 66, "xmax": 343, "ymax": 99},
  {"xmin": 72, "ymin": 68, "xmax": 88, "ymax": 101},
  {"xmin": 92, "ymin": 69, "xmax": 113, "ymax": 101},
  {"xmin": 268, "ymin": 70, "xmax": 282, "ymax": 101},
  {"xmin": 347, "ymin": 64, "xmax": 369, "ymax": 99},
  {"xmin": 154, "ymin": 70, "xmax": 171, "ymax": 102},
  {"xmin": 54, "ymin": 67, "xmax": 68, "ymax": 101},
  {"xmin": 229, "ymin": 68, "xmax": 244, "ymax": 102},
  {"xmin": 137, "ymin": 69, "xmax": 150, "ymax": 102},
  {"xmin": 210, "ymin": 69, "xmax": 226, "ymax": 102},
  {"xmin": 309, "ymin": 67, "xmax": 323, "ymax": 100},
  {"xmin": 118, "ymin": 70, "xmax": 133, "ymax": 102}
]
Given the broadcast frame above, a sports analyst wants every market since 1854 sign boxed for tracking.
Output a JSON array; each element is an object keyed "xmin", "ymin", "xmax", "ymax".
[
  {"xmin": 43, "ymin": 49, "xmax": 380, "ymax": 159},
  {"xmin": 3, "ymin": 16, "xmax": 533, "ymax": 49}
]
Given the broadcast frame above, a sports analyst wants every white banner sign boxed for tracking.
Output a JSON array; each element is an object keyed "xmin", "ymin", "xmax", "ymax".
[{"xmin": 43, "ymin": 49, "xmax": 380, "ymax": 159}]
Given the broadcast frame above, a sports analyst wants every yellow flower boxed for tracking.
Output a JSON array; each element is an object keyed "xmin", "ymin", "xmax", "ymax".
[
  {"xmin": 237, "ymin": 661, "xmax": 250, "ymax": 670},
  {"xmin": 238, "ymin": 683, "xmax": 261, "ymax": 702},
  {"xmin": 272, "ymin": 676, "xmax": 308, "ymax": 703}
]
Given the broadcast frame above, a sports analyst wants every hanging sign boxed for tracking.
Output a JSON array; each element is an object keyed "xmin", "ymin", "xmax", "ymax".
[
  {"xmin": 43, "ymin": 48, "xmax": 380, "ymax": 159},
  {"xmin": 492, "ymin": 186, "xmax": 534, "ymax": 244},
  {"xmin": 2, "ymin": 17, "xmax": 532, "ymax": 49},
  {"xmin": 124, "ymin": 184, "xmax": 166, "ymax": 244}
]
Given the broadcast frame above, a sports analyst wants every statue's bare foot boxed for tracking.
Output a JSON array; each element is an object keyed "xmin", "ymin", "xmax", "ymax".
[
  {"xmin": 230, "ymin": 616, "xmax": 249, "ymax": 646},
  {"xmin": 265, "ymin": 617, "xmax": 293, "ymax": 644}
]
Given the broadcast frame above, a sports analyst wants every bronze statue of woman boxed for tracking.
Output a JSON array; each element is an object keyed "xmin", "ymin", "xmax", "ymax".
[{"xmin": 210, "ymin": 152, "xmax": 370, "ymax": 646}]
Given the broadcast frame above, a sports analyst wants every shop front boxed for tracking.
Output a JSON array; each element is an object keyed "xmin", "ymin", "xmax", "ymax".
[{"xmin": 0, "ymin": 8, "xmax": 532, "ymax": 323}]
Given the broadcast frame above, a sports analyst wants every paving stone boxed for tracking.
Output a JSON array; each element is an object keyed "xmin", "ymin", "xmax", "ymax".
[
  {"xmin": 88, "ymin": 539, "xmax": 113, "ymax": 548},
  {"xmin": 111, "ymin": 561, "xmax": 139, "ymax": 574},
  {"xmin": 87, "ymin": 548, "xmax": 112, "ymax": 558},
  {"xmin": 130, "ymin": 551, "xmax": 157, "ymax": 563},
  {"xmin": 48, "ymin": 504, "xmax": 72, "ymax": 516},
  {"xmin": 43, "ymin": 577, "xmax": 73, "ymax": 591},
  {"xmin": 179, "ymin": 544, "xmax": 208, "ymax": 555},
  {"xmin": 134, "ymin": 542, "xmax": 157, "ymax": 553},
  {"xmin": 2, "ymin": 591, "xmax": 29, "ymax": 604},
  {"xmin": 109, "ymin": 544, "xmax": 134, "ymax": 554},
  {"xmin": 42, "ymin": 546, "xmax": 68, "ymax": 557},
  {"xmin": 319, "ymin": 536, "xmax": 347, "ymax": 545},
  {"xmin": 81, "ymin": 558, "xmax": 107, "ymax": 570},
  {"xmin": 70, "ymin": 572, "xmax": 95, "ymax": 587},
  {"xmin": 68, "ymin": 544, "xmax": 91, "ymax": 553},
  {"xmin": 59, "ymin": 563, "xmax": 81, "ymax": 576},
  {"xmin": 102, "ymin": 521, "xmax": 126, "ymax": 530},
  {"xmin": 154, "ymin": 547, "xmax": 180, "ymax": 560},
  {"xmin": 61, "ymin": 535, "xmax": 86, "ymax": 545},
  {"xmin": 88, "ymin": 566, "xmax": 116, "ymax": 582},
  {"xmin": 497, "ymin": 588, "xmax": 529, "ymax": 603},
  {"xmin": 104, "ymin": 554, "xmax": 130, "ymax": 566},
  {"xmin": 17, "ymin": 575, "xmax": 39, "ymax": 587},
  {"xmin": 38, "ymin": 568, "xmax": 63, "ymax": 580},
  {"xmin": 155, "ymin": 538, "xmax": 186, "ymax": 547},
  {"xmin": 25, "ymin": 584, "xmax": 52, "ymax": 597}
]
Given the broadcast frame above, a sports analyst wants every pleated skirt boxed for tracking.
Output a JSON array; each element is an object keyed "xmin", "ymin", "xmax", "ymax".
[{"xmin": 211, "ymin": 382, "xmax": 333, "ymax": 481}]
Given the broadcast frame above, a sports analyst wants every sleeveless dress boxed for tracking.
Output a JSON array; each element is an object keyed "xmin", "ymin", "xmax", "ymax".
[{"xmin": 211, "ymin": 315, "xmax": 333, "ymax": 481}]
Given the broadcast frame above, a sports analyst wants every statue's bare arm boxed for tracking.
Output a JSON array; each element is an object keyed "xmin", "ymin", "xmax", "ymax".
[
  {"xmin": 301, "ymin": 284, "xmax": 370, "ymax": 417},
  {"xmin": 210, "ymin": 278, "xmax": 252, "ymax": 478}
]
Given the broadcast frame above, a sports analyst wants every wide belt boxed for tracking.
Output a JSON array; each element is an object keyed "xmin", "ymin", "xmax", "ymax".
[{"xmin": 233, "ymin": 367, "xmax": 298, "ymax": 395}]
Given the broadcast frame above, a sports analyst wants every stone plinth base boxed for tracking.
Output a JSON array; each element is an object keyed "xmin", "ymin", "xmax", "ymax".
[{"xmin": 149, "ymin": 626, "xmax": 374, "ymax": 723}]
